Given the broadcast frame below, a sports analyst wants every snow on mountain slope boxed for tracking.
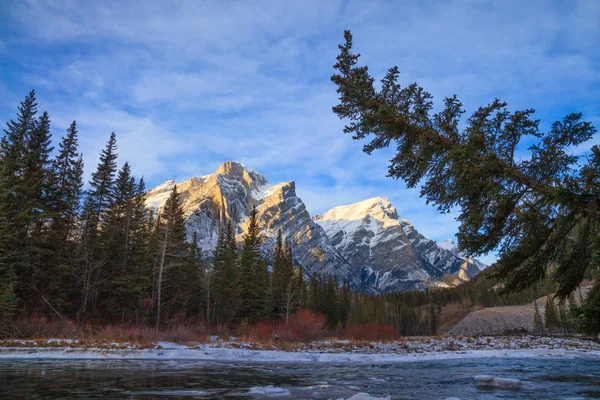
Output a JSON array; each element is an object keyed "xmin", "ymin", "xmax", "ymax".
[
  {"xmin": 436, "ymin": 238, "xmax": 487, "ymax": 273},
  {"xmin": 146, "ymin": 162, "xmax": 483, "ymax": 293},
  {"xmin": 314, "ymin": 197, "xmax": 484, "ymax": 292},
  {"xmin": 146, "ymin": 161, "xmax": 267, "ymax": 251},
  {"xmin": 146, "ymin": 162, "xmax": 363, "ymax": 289}
]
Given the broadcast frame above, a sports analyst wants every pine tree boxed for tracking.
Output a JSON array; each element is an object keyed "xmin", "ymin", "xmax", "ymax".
[
  {"xmin": 0, "ymin": 267, "xmax": 18, "ymax": 338},
  {"xmin": 332, "ymin": 30, "xmax": 600, "ymax": 327},
  {"xmin": 580, "ymin": 283, "xmax": 600, "ymax": 334},
  {"xmin": 24, "ymin": 111, "xmax": 54, "ymax": 234},
  {"xmin": 45, "ymin": 121, "xmax": 84, "ymax": 311},
  {"xmin": 533, "ymin": 300, "xmax": 544, "ymax": 334},
  {"xmin": 308, "ymin": 275, "xmax": 321, "ymax": 314},
  {"xmin": 236, "ymin": 206, "xmax": 266, "ymax": 323},
  {"xmin": 100, "ymin": 162, "xmax": 140, "ymax": 319},
  {"xmin": 294, "ymin": 265, "xmax": 307, "ymax": 310},
  {"xmin": 188, "ymin": 232, "xmax": 205, "ymax": 319},
  {"xmin": 78, "ymin": 132, "xmax": 118, "ymax": 321},
  {"xmin": 271, "ymin": 229, "xmax": 285, "ymax": 316},
  {"xmin": 544, "ymin": 296, "xmax": 559, "ymax": 332},
  {"xmin": 154, "ymin": 185, "xmax": 188, "ymax": 327},
  {"xmin": 0, "ymin": 91, "xmax": 38, "ymax": 305},
  {"xmin": 336, "ymin": 283, "xmax": 350, "ymax": 328},
  {"xmin": 279, "ymin": 242, "xmax": 301, "ymax": 324},
  {"xmin": 272, "ymin": 231, "xmax": 294, "ymax": 318},
  {"xmin": 212, "ymin": 221, "xmax": 238, "ymax": 325},
  {"xmin": 557, "ymin": 300, "xmax": 570, "ymax": 333},
  {"xmin": 322, "ymin": 277, "xmax": 338, "ymax": 327}
]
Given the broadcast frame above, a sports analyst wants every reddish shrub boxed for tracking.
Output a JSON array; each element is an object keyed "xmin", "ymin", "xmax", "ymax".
[
  {"xmin": 248, "ymin": 310, "xmax": 328, "ymax": 343},
  {"xmin": 344, "ymin": 323, "xmax": 399, "ymax": 342},
  {"xmin": 95, "ymin": 324, "xmax": 205, "ymax": 344},
  {"xmin": 249, "ymin": 321, "xmax": 278, "ymax": 342},
  {"xmin": 11, "ymin": 316, "xmax": 79, "ymax": 339},
  {"xmin": 285, "ymin": 310, "xmax": 327, "ymax": 342}
]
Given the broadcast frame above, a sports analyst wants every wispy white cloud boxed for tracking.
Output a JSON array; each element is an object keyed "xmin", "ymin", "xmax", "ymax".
[{"xmin": 1, "ymin": 0, "xmax": 598, "ymax": 261}]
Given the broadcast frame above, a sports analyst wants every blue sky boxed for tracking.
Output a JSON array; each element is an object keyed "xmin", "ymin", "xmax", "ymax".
[{"xmin": 1, "ymin": 0, "xmax": 599, "ymax": 264}]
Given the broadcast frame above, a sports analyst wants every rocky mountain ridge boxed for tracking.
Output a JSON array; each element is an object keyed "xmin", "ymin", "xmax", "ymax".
[{"xmin": 146, "ymin": 161, "xmax": 484, "ymax": 293}]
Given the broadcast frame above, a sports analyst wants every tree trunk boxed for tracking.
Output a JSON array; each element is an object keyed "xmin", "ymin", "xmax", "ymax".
[
  {"xmin": 156, "ymin": 224, "xmax": 169, "ymax": 330},
  {"xmin": 205, "ymin": 270, "xmax": 211, "ymax": 325}
]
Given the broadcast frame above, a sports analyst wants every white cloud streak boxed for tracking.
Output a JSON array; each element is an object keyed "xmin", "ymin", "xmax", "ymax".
[{"xmin": 2, "ymin": 0, "xmax": 598, "ymax": 259}]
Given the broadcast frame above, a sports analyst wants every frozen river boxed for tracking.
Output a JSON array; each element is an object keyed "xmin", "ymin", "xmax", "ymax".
[{"xmin": 0, "ymin": 357, "xmax": 599, "ymax": 399}]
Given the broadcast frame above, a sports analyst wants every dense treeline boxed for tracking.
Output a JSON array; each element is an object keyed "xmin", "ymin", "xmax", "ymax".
[
  {"xmin": 0, "ymin": 91, "xmax": 304, "ymax": 334},
  {"xmin": 0, "ymin": 91, "xmax": 596, "ymax": 340}
]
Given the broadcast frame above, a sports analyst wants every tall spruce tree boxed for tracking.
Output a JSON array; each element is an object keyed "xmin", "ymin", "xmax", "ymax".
[
  {"xmin": 212, "ymin": 221, "xmax": 238, "ymax": 325},
  {"xmin": 271, "ymin": 230, "xmax": 285, "ymax": 316},
  {"xmin": 308, "ymin": 275, "xmax": 321, "ymax": 314},
  {"xmin": 23, "ymin": 111, "xmax": 56, "ymax": 312},
  {"xmin": 236, "ymin": 206, "xmax": 266, "ymax": 323},
  {"xmin": 544, "ymin": 296, "xmax": 559, "ymax": 332},
  {"xmin": 100, "ymin": 162, "xmax": 139, "ymax": 319},
  {"xmin": 78, "ymin": 132, "xmax": 118, "ymax": 321},
  {"xmin": 278, "ymin": 240, "xmax": 298, "ymax": 322},
  {"xmin": 154, "ymin": 184, "xmax": 188, "ymax": 327},
  {"xmin": 0, "ymin": 91, "xmax": 38, "ymax": 305},
  {"xmin": 294, "ymin": 265, "xmax": 307, "ymax": 310},
  {"xmin": 331, "ymin": 30, "xmax": 600, "ymax": 328},
  {"xmin": 47, "ymin": 122, "xmax": 84, "ymax": 311}
]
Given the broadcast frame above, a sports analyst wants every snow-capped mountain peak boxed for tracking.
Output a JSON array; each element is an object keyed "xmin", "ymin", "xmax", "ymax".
[
  {"xmin": 314, "ymin": 197, "xmax": 485, "ymax": 292},
  {"xmin": 146, "ymin": 164, "xmax": 485, "ymax": 293},
  {"xmin": 314, "ymin": 196, "xmax": 398, "ymax": 226},
  {"xmin": 437, "ymin": 238, "xmax": 457, "ymax": 251}
]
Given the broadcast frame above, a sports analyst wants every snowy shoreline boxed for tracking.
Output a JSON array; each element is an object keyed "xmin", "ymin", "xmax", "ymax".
[{"xmin": 1, "ymin": 336, "xmax": 599, "ymax": 363}]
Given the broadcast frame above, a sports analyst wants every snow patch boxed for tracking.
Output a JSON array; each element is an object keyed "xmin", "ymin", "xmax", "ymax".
[
  {"xmin": 474, "ymin": 375, "xmax": 523, "ymax": 390},
  {"xmin": 338, "ymin": 393, "xmax": 391, "ymax": 400},
  {"xmin": 246, "ymin": 386, "xmax": 291, "ymax": 397},
  {"xmin": 437, "ymin": 238, "xmax": 457, "ymax": 251}
]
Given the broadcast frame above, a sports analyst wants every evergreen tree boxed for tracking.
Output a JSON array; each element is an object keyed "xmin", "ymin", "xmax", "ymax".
[
  {"xmin": 271, "ymin": 231, "xmax": 295, "ymax": 319},
  {"xmin": 235, "ymin": 206, "xmax": 266, "ymax": 323},
  {"xmin": 322, "ymin": 277, "xmax": 338, "ymax": 327},
  {"xmin": 78, "ymin": 132, "xmax": 118, "ymax": 321},
  {"xmin": 45, "ymin": 122, "xmax": 84, "ymax": 311},
  {"xmin": 557, "ymin": 300, "xmax": 570, "ymax": 333},
  {"xmin": 544, "ymin": 296, "xmax": 559, "ymax": 332},
  {"xmin": 332, "ymin": 30, "xmax": 600, "ymax": 326},
  {"xmin": 336, "ymin": 283, "xmax": 351, "ymax": 328},
  {"xmin": 169, "ymin": 230, "xmax": 203, "ymax": 320},
  {"xmin": 0, "ymin": 91, "xmax": 38, "ymax": 305},
  {"xmin": 580, "ymin": 283, "xmax": 600, "ymax": 334},
  {"xmin": 308, "ymin": 275, "xmax": 321, "ymax": 314},
  {"xmin": 271, "ymin": 229, "xmax": 285, "ymax": 316},
  {"xmin": 100, "ymin": 162, "xmax": 141, "ymax": 319},
  {"xmin": 294, "ymin": 265, "xmax": 307, "ymax": 310},
  {"xmin": 154, "ymin": 185, "xmax": 188, "ymax": 327},
  {"xmin": 21, "ymin": 110, "xmax": 55, "ymax": 308},
  {"xmin": 533, "ymin": 300, "xmax": 544, "ymax": 334},
  {"xmin": 212, "ymin": 221, "xmax": 238, "ymax": 325}
]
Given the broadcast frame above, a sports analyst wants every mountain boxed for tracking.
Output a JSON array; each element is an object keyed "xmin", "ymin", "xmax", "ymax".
[
  {"xmin": 313, "ymin": 197, "xmax": 482, "ymax": 292},
  {"xmin": 436, "ymin": 238, "xmax": 487, "ymax": 275},
  {"xmin": 146, "ymin": 161, "xmax": 363, "ymax": 288},
  {"xmin": 146, "ymin": 161, "xmax": 483, "ymax": 293}
]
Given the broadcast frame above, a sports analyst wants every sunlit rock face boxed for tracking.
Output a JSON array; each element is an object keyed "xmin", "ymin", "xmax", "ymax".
[
  {"xmin": 146, "ymin": 162, "xmax": 484, "ymax": 292},
  {"xmin": 314, "ymin": 198, "xmax": 483, "ymax": 292}
]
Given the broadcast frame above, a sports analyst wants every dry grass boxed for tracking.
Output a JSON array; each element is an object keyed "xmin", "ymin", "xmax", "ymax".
[
  {"xmin": 248, "ymin": 310, "xmax": 328, "ymax": 342},
  {"xmin": 343, "ymin": 323, "xmax": 400, "ymax": 342},
  {"xmin": 4, "ymin": 316, "xmax": 207, "ymax": 347}
]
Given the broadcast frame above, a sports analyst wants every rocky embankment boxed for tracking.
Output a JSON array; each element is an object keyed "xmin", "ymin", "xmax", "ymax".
[
  {"xmin": 229, "ymin": 335, "xmax": 600, "ymax": 355},
  {"xmin": 448, "ymin": 286, "xmax": 593, "ymax": 336}
]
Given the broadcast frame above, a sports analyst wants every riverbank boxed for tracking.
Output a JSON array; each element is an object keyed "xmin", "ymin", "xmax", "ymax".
[{"xmin": 1, "ymin": 336, "xmax": 598, "ymax": 363}]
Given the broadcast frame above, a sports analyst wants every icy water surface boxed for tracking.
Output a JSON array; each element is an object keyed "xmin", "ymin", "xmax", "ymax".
[{"xmin": 0, "ymin": 357, "xmax": 599, "ymax": 399}]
